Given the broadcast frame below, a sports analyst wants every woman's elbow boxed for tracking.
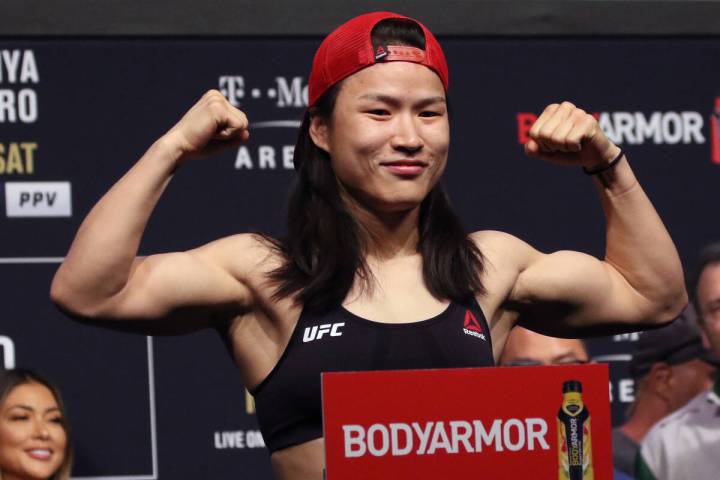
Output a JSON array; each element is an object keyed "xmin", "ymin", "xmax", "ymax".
[
  {"xmin": 50, "ymin": 273, "xmax": 105, "ymax": 321},
  {"xmin": 650, "ymin": 283, "xmax": 688, "ymax": 326}
]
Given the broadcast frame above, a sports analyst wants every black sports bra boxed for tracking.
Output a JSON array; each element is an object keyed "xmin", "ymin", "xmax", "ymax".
[{"xmin": 251, "ymin": 297, "xmax": 494, "ymax": 453}]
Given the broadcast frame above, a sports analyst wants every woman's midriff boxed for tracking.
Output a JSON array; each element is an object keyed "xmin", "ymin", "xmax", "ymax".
[{"xmin": 270, "ymin": 438, "xmax": 325, "ymax": 480}]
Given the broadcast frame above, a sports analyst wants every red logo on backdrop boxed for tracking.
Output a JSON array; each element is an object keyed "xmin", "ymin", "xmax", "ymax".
[
  {"xmin": 711, "ymin": 97, "xmax": 720, "ymax": 164},
  {"xmin": 463, "ymin": 310, "xmax": 482, "ymax": 332},
  {"xmin": 516, "ymin": 112, "xmax": 599, "ymax": 145}
]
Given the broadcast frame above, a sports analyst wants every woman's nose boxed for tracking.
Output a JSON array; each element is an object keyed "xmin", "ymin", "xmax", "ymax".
[
  {"xmin": 390, "ymin": 114, "xmax": 423, "ymax": 152},
  {"xmin": 32, "ymin": 420, "xmax": 51, "ymax": 440}
]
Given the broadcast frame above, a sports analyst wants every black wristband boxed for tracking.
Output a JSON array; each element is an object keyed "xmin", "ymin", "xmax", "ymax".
[{"xmin": 582, "ymin": 149, "xmax": 625, "ymax": 175}]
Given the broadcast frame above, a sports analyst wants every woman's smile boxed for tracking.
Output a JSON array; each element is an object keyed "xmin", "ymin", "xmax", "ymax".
[{"xmin": 379, "ymin": 159, "xmax": 429, "ymax": 176}]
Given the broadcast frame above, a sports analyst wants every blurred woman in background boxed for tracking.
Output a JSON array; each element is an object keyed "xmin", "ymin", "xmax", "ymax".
[{"xmin": 0, "ymin": 369, "xmax": 73, "ymax": 480}]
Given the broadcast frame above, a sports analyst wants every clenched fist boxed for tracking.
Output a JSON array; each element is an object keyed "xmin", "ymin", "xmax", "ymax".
[
  {"xmin": 524, "ymin": 101, "xmax": 621, "ymax": 171},
  {"xmin": 162, "ymin": 89, "xmax": 250, "ymax": 163}
]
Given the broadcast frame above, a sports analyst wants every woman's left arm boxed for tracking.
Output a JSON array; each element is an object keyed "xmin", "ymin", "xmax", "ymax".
[{"xmin": 509, "ymin": 101, "xmax": 687, "ymax": 333}]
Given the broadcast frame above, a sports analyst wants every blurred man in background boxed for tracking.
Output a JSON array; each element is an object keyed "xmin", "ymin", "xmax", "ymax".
[
  {"xmin": 636, "ymin": 243, "xmax": 720, "ymax": 480},
  {"xmin": 612, "ymin": 306, "xmax": 716, "ymax": 477},
  {"xmin": 499, "ymin": 326, "xmax": 589, "ymax": 366}
]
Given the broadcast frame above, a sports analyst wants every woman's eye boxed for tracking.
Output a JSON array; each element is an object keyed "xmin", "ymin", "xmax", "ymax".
[
  {"xmin": 10, "ymin": 415, "xmax": 29, "ymax": 421},
  {"xmin": 367, "ymin": 109, "xmax": 389, "ymax": 116},
  {"xmin": 420, "ymin": 111, "xmax": 441, "ymax": 117},
  {"xmin": 50, "ymin": 417, "xmax": 63, "ymax": 424}
]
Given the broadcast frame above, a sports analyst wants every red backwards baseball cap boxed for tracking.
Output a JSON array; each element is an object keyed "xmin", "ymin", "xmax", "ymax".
[{"xmin": 308, "ymin": 11, "xmax": 449, "ymax": 106}]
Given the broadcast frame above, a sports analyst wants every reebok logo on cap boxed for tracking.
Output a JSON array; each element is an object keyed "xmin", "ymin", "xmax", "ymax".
[{"xmin": 375, "ymin": 45, "xmax": 388, "ymax": 61}]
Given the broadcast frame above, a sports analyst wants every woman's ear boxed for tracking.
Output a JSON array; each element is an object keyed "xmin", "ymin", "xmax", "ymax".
[{"xmin": 309, "ymin": 114, "xmax": 330, "ymax": 154}]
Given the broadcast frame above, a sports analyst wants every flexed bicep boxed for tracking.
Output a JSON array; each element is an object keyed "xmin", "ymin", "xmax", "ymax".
[
  {"xmin": 511, "ymin": 249, "xmax": 662, "ymax": 336},
  {"xmin": 52, "ymin": 234, "xmax": 262, "ymax": 335}
]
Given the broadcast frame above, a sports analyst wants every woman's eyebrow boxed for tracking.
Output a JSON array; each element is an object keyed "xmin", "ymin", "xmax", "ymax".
[
  {"xmin": 2, "ymin": 404, "xmax": 34, "ymax": 416},
  {"xmin": 357, "ymin": 93, "xmax": 401, "ymax": 105},
  {"xmin": 8, "ymin": 404, "xmax": 34, "ymax": 411},
  {"xmin": 357, "ymin": 93, "xmax": 446, "ymax": 107},
  {"xmin": 6, "ymin": 405, "xmax": 61, "ymax": 414},
  {"xmin": 416, "ymin": 96, "xmax": 447, "ymax": 108}
]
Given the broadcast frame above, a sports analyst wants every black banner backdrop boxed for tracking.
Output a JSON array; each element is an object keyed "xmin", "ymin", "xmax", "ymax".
[{"xmin": 1, "ymin": 37, "xmax": 719, "ymax": 478}]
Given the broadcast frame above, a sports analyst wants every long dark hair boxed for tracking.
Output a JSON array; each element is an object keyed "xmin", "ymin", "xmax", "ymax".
[
  {"xmin": 267, "ymin": 18, "xmax": 485, "ymax": 311},
  {"xmin": 0, "ymin": 368, "xmax": 74, "ymax": 480}
]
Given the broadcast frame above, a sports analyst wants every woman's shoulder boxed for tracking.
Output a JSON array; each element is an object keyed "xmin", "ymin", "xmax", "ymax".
[
  {"xmin": 470, "ymin": 230, "xmax": 537, "ymax": 262},
  {"xmin": 469, "ymin": 230, "xmax": 544, "ymax": 284},
  {"xmin": 194, "ymin": 233, "xmax": 285, "ymax": 282},
  {"xmin": 470, "ymin": 229, "xmax": 523, "ymax": 247}
]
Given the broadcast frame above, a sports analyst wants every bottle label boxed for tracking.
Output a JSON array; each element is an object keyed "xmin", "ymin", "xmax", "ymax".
[{"xmin": 558, "ymin": 387, "xmax": 594, "ymax": 479}]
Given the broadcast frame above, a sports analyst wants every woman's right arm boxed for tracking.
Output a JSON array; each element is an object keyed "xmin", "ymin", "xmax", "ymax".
[{"xmin": 50, "ymin": 90, "xmax": 255, "ymax": 328}]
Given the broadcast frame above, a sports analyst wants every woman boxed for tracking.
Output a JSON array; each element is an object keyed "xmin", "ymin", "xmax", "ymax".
[
  {"xmin": 50, "ymin": 11, "xmax": 686, "ymax": 480},
  {"xmin": 0, "ymin": 369, "xmax": 73, "ymax": 480}
]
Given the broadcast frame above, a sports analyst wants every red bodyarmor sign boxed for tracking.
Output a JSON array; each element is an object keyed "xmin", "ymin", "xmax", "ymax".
[{"xmin": 322, "ymin": 364, "xmax": 611, "ymax": 479}]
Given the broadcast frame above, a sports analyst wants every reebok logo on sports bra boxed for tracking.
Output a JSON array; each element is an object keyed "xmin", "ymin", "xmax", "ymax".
[
  {"xmin": 303, "ymin": 322, "xmax": 345, "ymax": 343},
  {"xmin": 462, "ymin": 310, "xmax": 486, "ymax": 340}
]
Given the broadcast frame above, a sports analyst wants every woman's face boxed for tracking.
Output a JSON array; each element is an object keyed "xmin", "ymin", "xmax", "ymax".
[
  {"xmin": 311, "ymin": 61, "xmax": 450, "ymax": 213},
  {"xmin": 0, "ymin": 382, "xmax": 67, "ymax": 480}
]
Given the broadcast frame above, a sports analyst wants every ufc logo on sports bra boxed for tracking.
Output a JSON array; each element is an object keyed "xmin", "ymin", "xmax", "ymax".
[{"xmin": 303, "ymin": 323, "xmax": 345, "ymax": 343}]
